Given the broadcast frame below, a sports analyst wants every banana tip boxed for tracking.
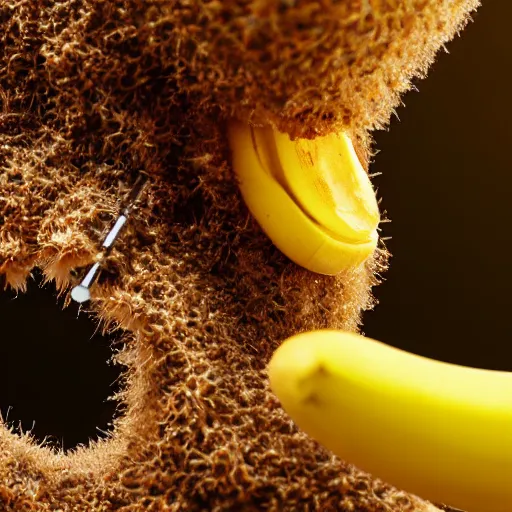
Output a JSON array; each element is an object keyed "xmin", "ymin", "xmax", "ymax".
[{"xmin": 268, "ymin": 331, "xmax": 333, "ymax": 405}]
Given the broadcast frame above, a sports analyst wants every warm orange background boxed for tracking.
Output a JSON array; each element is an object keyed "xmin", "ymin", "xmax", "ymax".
[{"xmin": 364, "ymin": 2, "xmax": 511, "ymax": 371}]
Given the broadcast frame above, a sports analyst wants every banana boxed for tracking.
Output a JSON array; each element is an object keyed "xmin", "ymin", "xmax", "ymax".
[
  {"xmin": 227, "ymin": 121, "xmax": 379, "ymax": 274},
  {"xmin": 272, "ymin": 129, "xmax": 380, "ymax": 243},
  {"xmin": 268, "ymin": 330, "xmax": 512, "ymax": 512}
]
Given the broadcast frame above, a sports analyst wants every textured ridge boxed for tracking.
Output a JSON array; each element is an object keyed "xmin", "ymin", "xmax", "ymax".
[{"xmin": 0, "ymin": 0, "xmax": 478, "ymax": 510}]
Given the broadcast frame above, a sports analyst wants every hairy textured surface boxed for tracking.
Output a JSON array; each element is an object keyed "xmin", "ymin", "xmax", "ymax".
[{"xmin": 0, "ymin": 0, "xmax": 477, "ymax": 510}]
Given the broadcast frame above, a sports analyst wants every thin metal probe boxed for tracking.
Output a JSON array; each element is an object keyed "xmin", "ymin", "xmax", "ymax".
[{"xmin": 71, "ymin": 173, "xmax": 148, "ymax": 303}]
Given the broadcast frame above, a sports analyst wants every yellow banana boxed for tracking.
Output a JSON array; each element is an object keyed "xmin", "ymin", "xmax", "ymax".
[
  {"xmin": 272, "ymin": 129, "xmax": 379, "ymax": 243},
  {"xmin": 268, "ymin": 330, "xmax": 512, "ymax": 512},
  {"xmin": 227, "ymin": 121, "xmax": 379, "ymax": 274}
]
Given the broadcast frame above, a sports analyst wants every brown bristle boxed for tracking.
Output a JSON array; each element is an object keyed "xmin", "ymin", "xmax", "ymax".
[{"xmin": 0, "ymin": 0, "xmax": 477, "ymax": 510}]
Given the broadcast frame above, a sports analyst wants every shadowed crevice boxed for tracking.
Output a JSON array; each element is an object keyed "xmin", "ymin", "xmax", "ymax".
[{"xmin": 0, "ymin": 269, "xmax": 123, "ymax": 451}]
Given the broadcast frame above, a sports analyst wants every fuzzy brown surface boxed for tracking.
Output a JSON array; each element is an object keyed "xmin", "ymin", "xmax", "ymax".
[{"xmin": 0, "ymin": 1, "xmax": 477, "ymax": 511}]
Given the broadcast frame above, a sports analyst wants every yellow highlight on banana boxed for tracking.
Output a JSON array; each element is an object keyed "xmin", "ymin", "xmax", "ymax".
[
  {"xmin": 227, "ymin": 121, "xmax": 379, "ymax": 274},
  {"xmin": 268, "ymin": 330, "xmax": 512, "ymax": 512}
]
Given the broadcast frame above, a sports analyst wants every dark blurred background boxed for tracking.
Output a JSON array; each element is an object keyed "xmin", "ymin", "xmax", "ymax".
[
  {"xmin": 0, "ymin": 271, "xmax": 122, "ymax": 450},
  {"xmin": 364, "ymin": 2, "xmax": 512, "ymax": 371},
  {"xmin": 0, "ymin": 2, "xmax": 509, "ymax": 450}
]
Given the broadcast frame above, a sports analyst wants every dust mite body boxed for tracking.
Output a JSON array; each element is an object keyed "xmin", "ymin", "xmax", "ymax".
[{"xmin": 71, "ymin": 173, "xmax": 148, "ymax": 303}]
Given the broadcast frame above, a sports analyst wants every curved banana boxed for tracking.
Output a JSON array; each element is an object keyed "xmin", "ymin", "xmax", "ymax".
[
  {"xmin": 268, "ymin": 330, "xmax": 512, "ymax": 512},
  {"xmin": 227, "ymin": 121, "xmax": 379, "ymax": 274}
]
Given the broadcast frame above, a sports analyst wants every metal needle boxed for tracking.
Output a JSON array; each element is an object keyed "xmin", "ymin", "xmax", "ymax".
[{"xmin": 71, "ymin": 173, "xmax": 148, "ymax": 303}]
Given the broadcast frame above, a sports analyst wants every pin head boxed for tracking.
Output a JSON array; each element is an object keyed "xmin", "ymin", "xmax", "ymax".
[{"xmin": 71, "ymin": 285, "xmax": 91, "ymax": 304}]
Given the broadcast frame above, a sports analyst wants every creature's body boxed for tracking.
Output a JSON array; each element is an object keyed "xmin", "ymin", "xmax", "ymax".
[{"xmin": 0, "ymin": 1, "xmax": 478, "ymax": 510}]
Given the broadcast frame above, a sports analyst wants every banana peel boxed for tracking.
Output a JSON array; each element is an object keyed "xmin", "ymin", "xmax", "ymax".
[
  {"xmin": 269, "ymin": 330, "xmax": 512, "ymax": 512},
  {"xmin": 227, "ymin": 121, "xmax": 379, "ymax": 274}
]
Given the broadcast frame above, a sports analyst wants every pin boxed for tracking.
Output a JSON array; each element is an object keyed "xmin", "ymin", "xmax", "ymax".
[{"xmin": 71, "ymin": 173, "xmax": 148, "ymax": 303}]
